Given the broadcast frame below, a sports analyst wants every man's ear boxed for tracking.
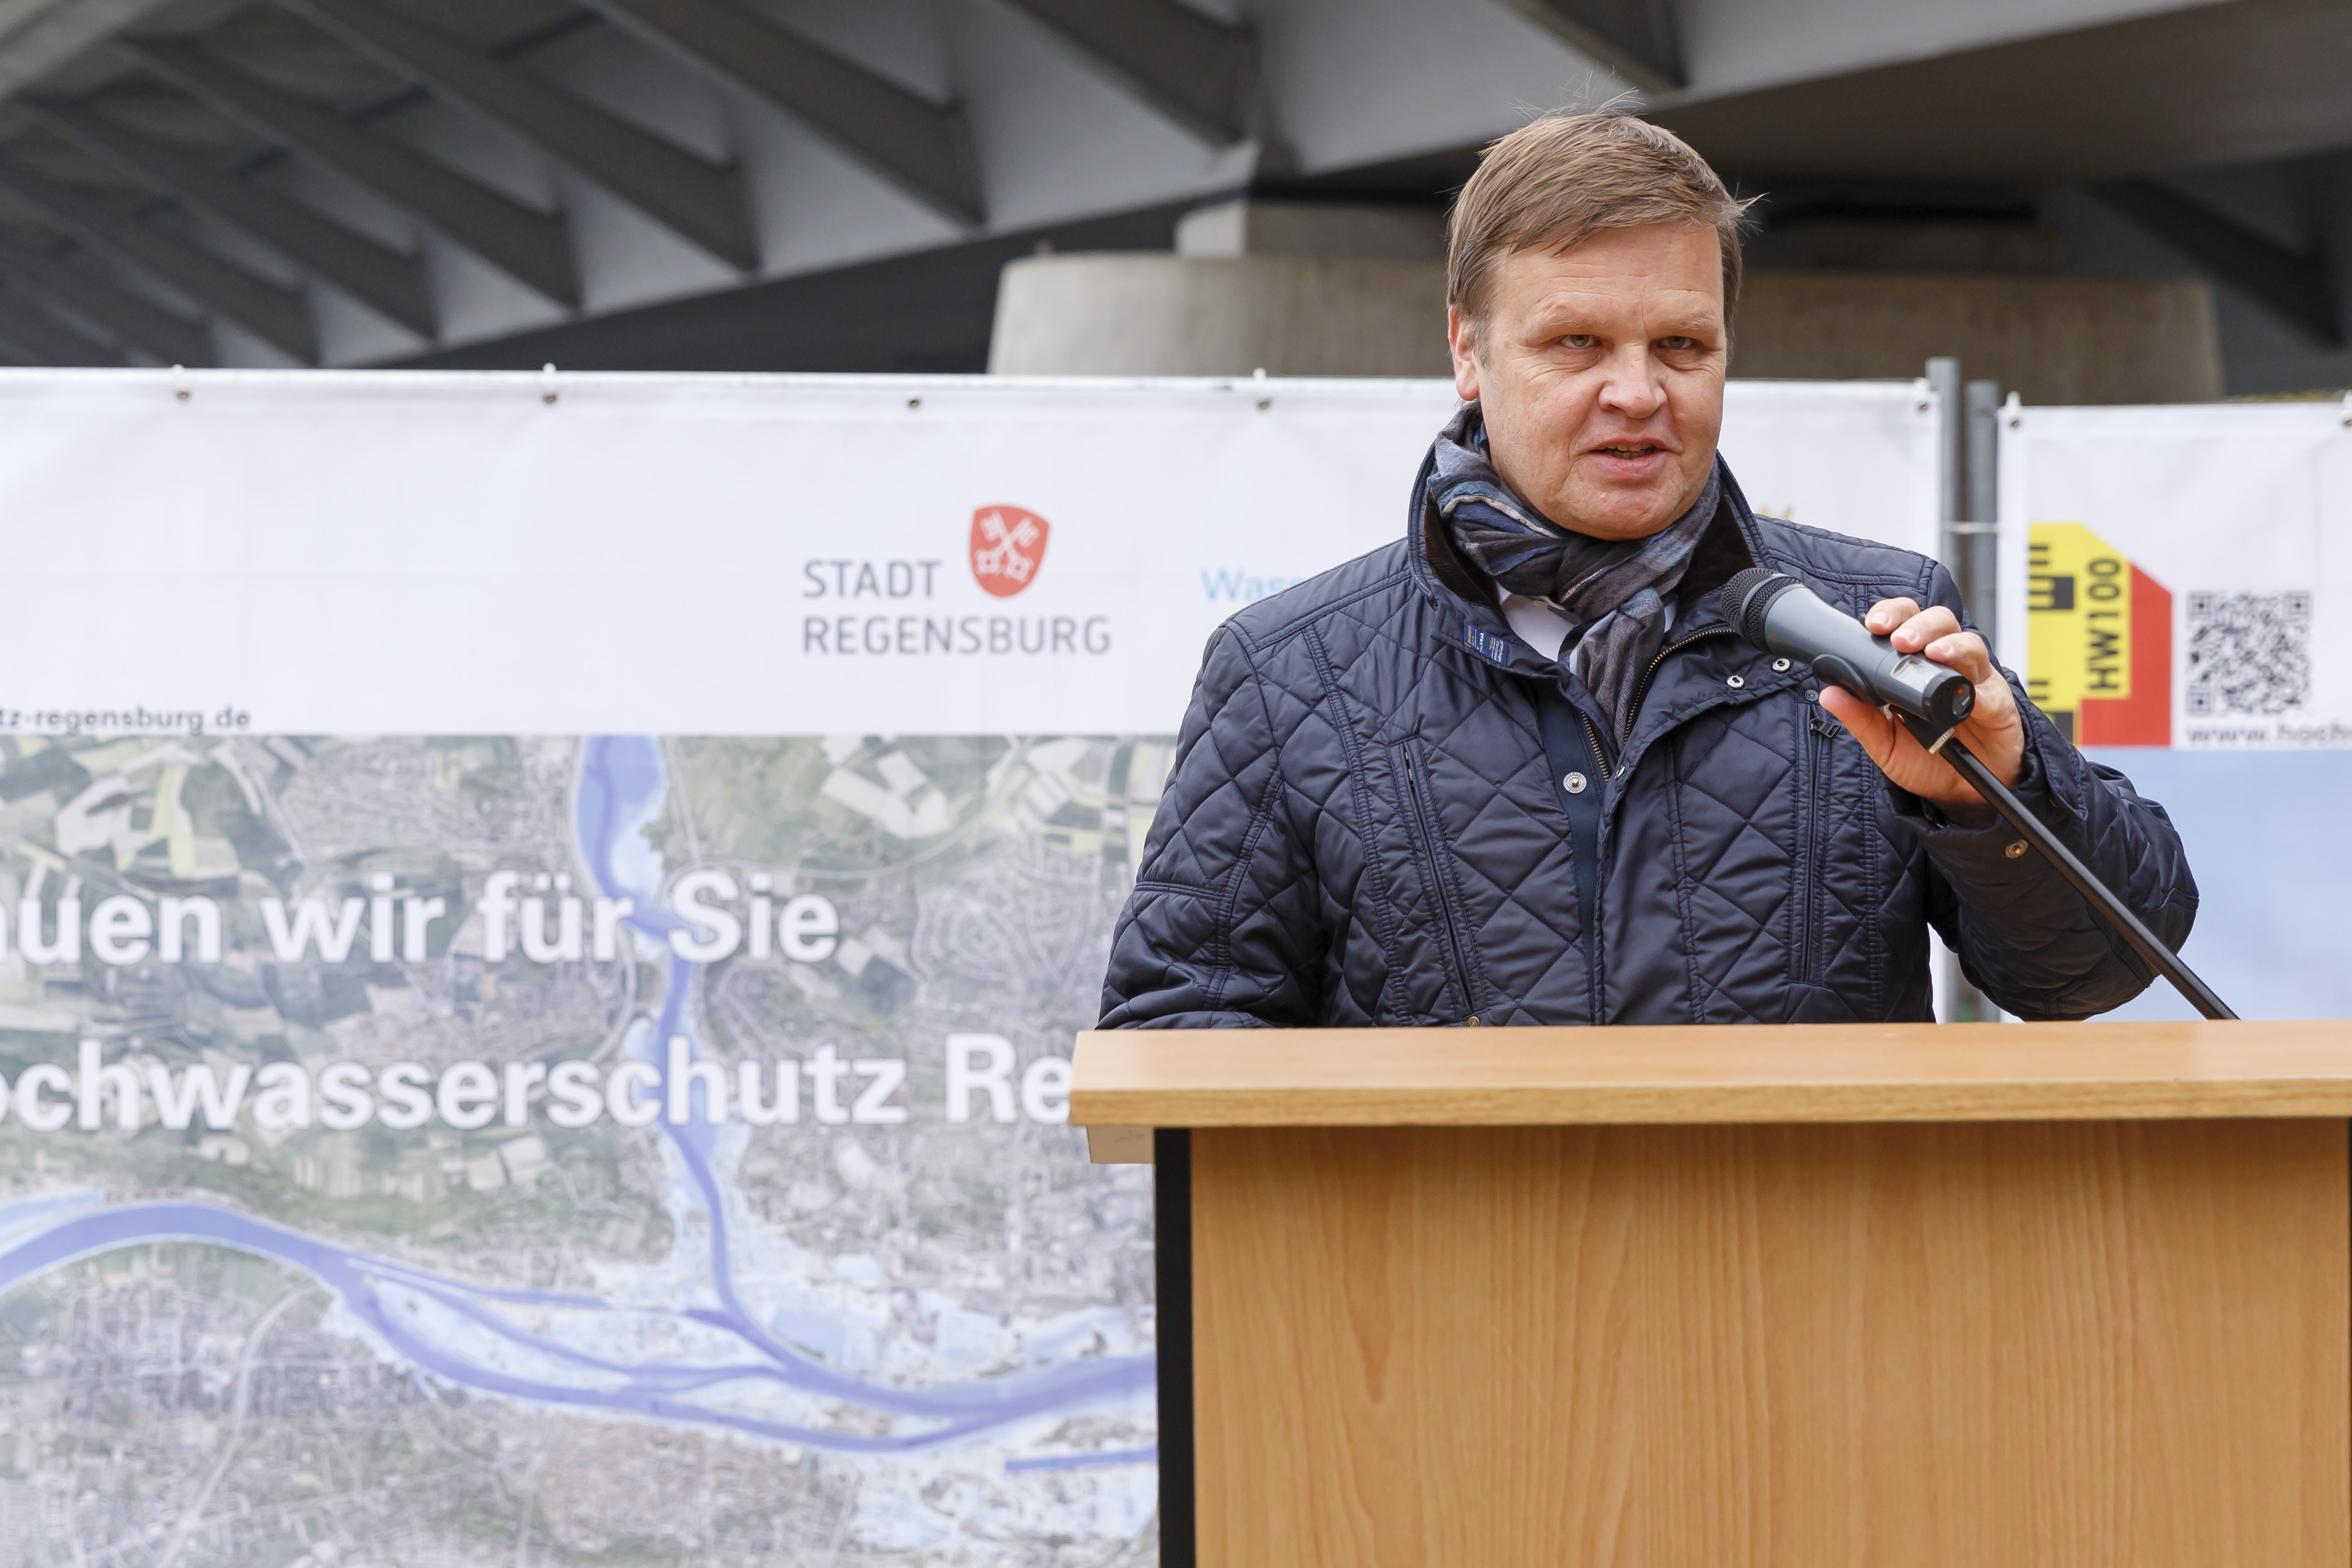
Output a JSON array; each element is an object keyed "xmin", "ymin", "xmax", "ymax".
[{"xmin": 1446, "ymin": 304, "xmax": 1481, "ymax": 402}]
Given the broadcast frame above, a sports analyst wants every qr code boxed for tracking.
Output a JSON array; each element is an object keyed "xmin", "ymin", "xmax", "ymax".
[{"xmin": 2184, "ymin": 590, "xmax": 2312, "ymax": 715}]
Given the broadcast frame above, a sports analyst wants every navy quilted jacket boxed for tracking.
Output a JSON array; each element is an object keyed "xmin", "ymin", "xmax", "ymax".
[{"xmin": 1101, "ymin": 459, "xmax": 2196, "ymax": 1027}]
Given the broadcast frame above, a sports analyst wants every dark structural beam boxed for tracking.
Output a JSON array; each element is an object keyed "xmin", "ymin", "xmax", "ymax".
[
  {"xmin": 27, "ymin": 96, "xmax": 437, "ymax": 338},
  {"xmin": 0, "ymin": 158, "xmax": 317, "ymax": 360},
  {"xmin": 1494, "ymin": 0, "xmax": 1684, "ymax": 92},
  {"xmin": 0, "ymin": 281, "xmax": 130, "ymax": 365},
  {"xmin": 994, "ymin": 0, "xmax": 1256, "ymax": 147},
  {"xmin": 0, "ymin": 231, "xmax": 213, "ymax": 364},
  {"xmin": 2089, "ymin": 177, "xmax": 2341, "ymax": 346},
  {"xmin": 126, "ymin": 36, "xmax": 580, "ymax": 309},
  {"xmin": 286, "ymin": 0, "xmax": 758, "ymax": 271},
  {"xmin": 579, "ymin": 0, "xmax": 980, "ymax": 225},
  {"xmin": 396, "ymin": 196, "xmax": 1193, "ymax": 372}
]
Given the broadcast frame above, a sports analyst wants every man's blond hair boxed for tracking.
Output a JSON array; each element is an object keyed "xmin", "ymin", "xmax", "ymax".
[{"xmin": 1448, "ymin": 110, "xmax": 1752, "ymax": 336}]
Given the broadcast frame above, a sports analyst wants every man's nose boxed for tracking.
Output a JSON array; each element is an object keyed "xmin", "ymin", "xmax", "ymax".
[{"xmin": 1594, "ymin": 344, "xmax": 1664, "ymax": 418}]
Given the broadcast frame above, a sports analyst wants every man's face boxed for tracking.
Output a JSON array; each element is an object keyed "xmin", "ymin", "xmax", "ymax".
[{"xmin": 1448, "ymin": 222, "xmax": 1728, "ymax": 541}]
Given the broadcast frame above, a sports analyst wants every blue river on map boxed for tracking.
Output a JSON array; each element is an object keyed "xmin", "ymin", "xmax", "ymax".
[{"xmin": 0, "ymin": 736, "xmax": 1156, "ymax": 1467}]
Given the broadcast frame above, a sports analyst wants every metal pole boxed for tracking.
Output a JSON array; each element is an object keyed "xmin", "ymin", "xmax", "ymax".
[
  {"xmin": 1927, "ymin": 356, "xmax": 1962, "ymax": 545},
  {"xmin": 1962, "ymin": 378, "xmax": 2002, "ymax": 641},
  {"xmin": 1925, "ymin": 356, "xmax": 1993, "ymax": 1023}
]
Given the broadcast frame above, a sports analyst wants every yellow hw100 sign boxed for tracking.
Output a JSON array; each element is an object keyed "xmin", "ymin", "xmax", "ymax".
[{"xmin": 2026, "ymin": 521, "xmax": 2170, "ymax": 745}]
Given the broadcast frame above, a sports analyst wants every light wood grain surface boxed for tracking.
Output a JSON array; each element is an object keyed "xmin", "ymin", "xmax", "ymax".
[
  {"xmin": 1190, "ymin": 1119, "xmax": 2350, "ymax": 1567},
  {"xmin": 1072, "ymin": 1020, "xmax": 2352, "ymax": 1125}
]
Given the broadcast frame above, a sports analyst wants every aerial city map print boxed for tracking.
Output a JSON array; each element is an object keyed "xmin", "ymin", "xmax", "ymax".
[{"xmin": 0, "ymin": 731, "xmax": 1170, "ymax": 1566}]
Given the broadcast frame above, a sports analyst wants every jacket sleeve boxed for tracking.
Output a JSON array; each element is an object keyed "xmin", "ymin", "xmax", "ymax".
[
  {"xmin": 1098, "ymin": 625, "xmax": 1325, "ymax": 1029},
  {"xmin": 1891, "ymin": 565, "xmax": 2199, "ymax": 1020}
]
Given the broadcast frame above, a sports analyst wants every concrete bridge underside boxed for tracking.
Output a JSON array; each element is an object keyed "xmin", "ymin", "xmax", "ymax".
[{"xmin": 0, "ymin": 0, "xmax": 2336, "ymax": 396}]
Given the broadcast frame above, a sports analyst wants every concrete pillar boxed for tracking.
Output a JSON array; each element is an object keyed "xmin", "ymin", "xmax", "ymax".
[
  {"xmin": 1172, "ymin": 199, "xmax": 1447, "ymax": 262},
  {"xmin": 989, "ymin": 254, "xmax": 1450, "ymax": 377},
  {"xmin": 1732, "ymin": 273, "xmax": 2221, "ymax": 403},
  {"xmin": 989, "ymin": 200, "xmax": 1450, "ymax": 377}
]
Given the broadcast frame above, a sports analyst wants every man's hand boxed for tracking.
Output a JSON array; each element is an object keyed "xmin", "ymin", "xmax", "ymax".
[{"xmin": 1815, "ymin": 598, "xmax": 2025, "ymax": 812}]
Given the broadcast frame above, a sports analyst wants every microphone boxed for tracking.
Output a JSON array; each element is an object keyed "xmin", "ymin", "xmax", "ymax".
[{"xmin": 1720, "ymin": 568, "xmax": 1975, "ymax": 731}]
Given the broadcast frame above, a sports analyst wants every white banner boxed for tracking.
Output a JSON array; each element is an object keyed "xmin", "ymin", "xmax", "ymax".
[
  {"xmin": 1997, "ymin": 401, "xmax": 2352, "ymax": 749},
  {"xmin": 0, "ymin": 370, "xmax": 1939, "ymax": 736},
  {"xmin": 0, "ymin": 371, "xmax": 1942, "ymax": 1564}
]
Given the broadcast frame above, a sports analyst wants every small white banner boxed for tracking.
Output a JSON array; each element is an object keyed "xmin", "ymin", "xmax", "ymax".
[{"xmin": 1998, "ymin": 400, "xmax": 2352, "ymax": 748}]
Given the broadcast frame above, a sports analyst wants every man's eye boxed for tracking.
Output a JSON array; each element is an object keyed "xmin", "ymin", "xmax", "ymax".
[
  {"xmin": 1657, "ymin": 336, "xmax": 1697, "ymax": 351},
  {"xmin": 1560, "ymin": 334, "xmax": 1598, "ymax": 350}
]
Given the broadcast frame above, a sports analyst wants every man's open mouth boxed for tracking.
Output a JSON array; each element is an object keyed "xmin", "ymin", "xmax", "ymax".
[{"xmin": 1597, "ymin": 442, "xmax": 1663, "ymax": 459}]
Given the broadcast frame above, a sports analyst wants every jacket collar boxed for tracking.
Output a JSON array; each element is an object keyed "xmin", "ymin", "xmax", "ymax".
[{"xmin": 1673, "ymin": 464, "xmax": 1767, "ymax": 635}]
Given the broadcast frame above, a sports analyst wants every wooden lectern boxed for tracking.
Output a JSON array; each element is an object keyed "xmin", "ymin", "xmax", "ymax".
[{"xmin": 1071, "ymin": 1021, "xmax": 2352, "ymax": 1567}]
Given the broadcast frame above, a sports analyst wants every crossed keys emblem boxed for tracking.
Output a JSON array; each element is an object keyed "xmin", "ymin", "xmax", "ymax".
[{"xmin": 970, "ymin": 505, "xmax": 1052, "ymax": 598}]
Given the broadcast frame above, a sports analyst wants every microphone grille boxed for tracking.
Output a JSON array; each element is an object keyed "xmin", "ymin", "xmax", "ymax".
[{"xmin": 1719, "ymin": 567, "xmax": 1796, "ymax": 651}]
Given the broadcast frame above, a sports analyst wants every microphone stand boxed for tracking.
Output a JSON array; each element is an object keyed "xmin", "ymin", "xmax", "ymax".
[{"xmin": 1899, "ymin": 714, "xmax": 2236, "ymax": 1021}]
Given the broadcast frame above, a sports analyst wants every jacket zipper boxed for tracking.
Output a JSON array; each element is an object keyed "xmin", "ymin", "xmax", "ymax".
[
  {"xmin": 1571, "ymin": 629, "xmax": 1737, "ymax": 783},
  {"xmin": 1398, "ymin": 744, "xmax": 1477, "ymax": 1021},
  {"xmin": 1619, "ymin": 630, "xmax": 1737, "ymax": 753},
  {"xmin": 1795, "ymin": 711, "xmax": 1837, "ymax": 981},
  {"xmin": 1568, "ymin": 704, "xmax": 1612, "ymax": 1025}
]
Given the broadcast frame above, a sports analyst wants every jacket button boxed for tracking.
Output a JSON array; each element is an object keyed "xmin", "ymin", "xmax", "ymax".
[
  {"xmin": 1805, "ymin": 688, "xmax": 1819, "ymax": 703},
  {"xmin": 2005, "ymin": 840, "xmax": 2028, "ymax": 858},
  {"xmin": 1563, "ymin": 772, "xmax": 1588, "ymax": 794},
  {"xmin": 1773, "ymin": 658, "xmax": 1791, "ymax": 672},
  {"xmin": 1465, "ymin": 1015, "xmax": 1482, "ymax": 1026},
  {"xmin": 1726, "ymin": 674, "xmax": 1745, "ymax": 689}
]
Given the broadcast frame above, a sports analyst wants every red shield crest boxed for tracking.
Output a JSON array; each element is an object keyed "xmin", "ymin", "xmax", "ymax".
[{"xmin": 970, "ymin": 505, "xmax": 1050, "ymax": 598}]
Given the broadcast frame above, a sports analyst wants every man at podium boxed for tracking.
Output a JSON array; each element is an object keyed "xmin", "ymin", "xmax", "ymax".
[{"xmin": 1100, "ymin": 109, "xmax": 2196, "ymax": 1030}]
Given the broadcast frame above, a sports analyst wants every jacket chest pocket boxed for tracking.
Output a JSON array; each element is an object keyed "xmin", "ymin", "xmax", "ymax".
[
  {"xmin": 1790, "ymin": 705, "xmax": 1884, "ymax": 1005},
  {"xmin": 1383, "ymin": 741, "xmax": 1479, "ymax": 1022}
]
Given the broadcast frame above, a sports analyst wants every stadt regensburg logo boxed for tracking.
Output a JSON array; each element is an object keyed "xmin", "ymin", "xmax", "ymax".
[{"xmin": 970, "ymin": 504, "xmax": 1049, "ymax": 597}]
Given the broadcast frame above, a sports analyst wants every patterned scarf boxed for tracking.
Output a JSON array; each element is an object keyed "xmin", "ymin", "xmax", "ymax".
[{"xmin": 1430, "ymin": 404, "xmax": 1722, "ymax": 733}]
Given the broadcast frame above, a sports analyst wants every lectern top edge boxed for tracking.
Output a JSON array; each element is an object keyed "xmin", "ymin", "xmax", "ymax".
[{"xmin": 1070, "ymin": 1019, "xmax": 2352, "ymax": 1129}]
